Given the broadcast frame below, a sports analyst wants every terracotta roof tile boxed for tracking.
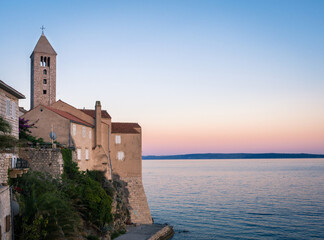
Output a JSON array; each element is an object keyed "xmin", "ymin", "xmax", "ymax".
[
  {"xmin": 80, "ymin": 109, "xmax": 111, "ymax": 119},
  {"xmin": 111, "ymin": 122, "xmax": 141, "ymax": 134},
  {"xmin": 43, "ymin": 106, "xmax": 93, "ymax": 127}
]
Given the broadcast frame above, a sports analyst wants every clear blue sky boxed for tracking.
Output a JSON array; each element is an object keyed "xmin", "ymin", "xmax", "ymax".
[{"xmin": 1, "ymin": 0, "xmax": 324, "ymax": 154}]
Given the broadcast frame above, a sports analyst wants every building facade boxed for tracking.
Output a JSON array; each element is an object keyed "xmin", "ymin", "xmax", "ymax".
[
  {"xmin": 22, "ymin": 34, "xmax": 152, "ymax": 224},
  {"xmin": 0, "ymin": 80, "xmax": 25, "ymax": 240}
]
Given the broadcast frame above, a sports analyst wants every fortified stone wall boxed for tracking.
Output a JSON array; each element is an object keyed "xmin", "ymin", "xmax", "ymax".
[
  {"xmin": 19, "ymin": 148, "xmax": 63, "ymax": 177},
  {"xmin": 122, "ymin": 177, "xmax": 153, "ymax": 224},
  {"xmin": 0, "ymin": 153, "xmax": 10, "ymax": 184},
  {"xmin": 0, "ymin": 186, "xmax": 12, "ymax": 240}
]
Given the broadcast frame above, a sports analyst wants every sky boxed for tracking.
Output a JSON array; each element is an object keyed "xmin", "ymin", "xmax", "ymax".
[{"xmin": 0, "ymin": 0, "xmax": 323, "ymax": 155}]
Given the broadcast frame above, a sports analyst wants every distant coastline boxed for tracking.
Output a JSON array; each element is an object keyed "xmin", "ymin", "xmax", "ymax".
[{"xmin": 142, "ymin": 153, "xmax": 324, "ymax": 160}]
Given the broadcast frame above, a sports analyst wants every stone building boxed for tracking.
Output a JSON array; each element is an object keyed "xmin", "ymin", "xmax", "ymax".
[
  {"xmin": 0, "ymin": 80, "xmax": 25, "ymax": 240},
  {"xmin": 22, "ymin": 33, "xmax": 152, "ymax": 224},
  {"xmin": 0, "ymin": 80, "xmax": 25, "ymax": 139}
]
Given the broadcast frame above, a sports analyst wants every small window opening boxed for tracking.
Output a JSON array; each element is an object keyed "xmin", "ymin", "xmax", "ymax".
[
  {"xmin": 40, "ymin": 56, "xmax": 43, "ymax": 66},
  {"xmin": 48, "ymin": 57, "xmax": 50, "ymax": 67},
  {"xmin": 43, "ymin": 90, "xmax": 47, "ymax": 94},
  {"xmin": 43, "ymin": 79, "xmax": 47, "ymax": 84},
  {"xmin": 43, "ymin": 69, "xmax": 47, "ymax": 75},
  {"xmin": 44, "ymin": 57, "xmax": 47, "ymax": 67}
]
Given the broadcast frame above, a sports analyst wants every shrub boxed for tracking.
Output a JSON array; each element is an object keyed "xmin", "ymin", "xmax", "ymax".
[{"xmin": 13, "ymin": 171, "xmax": 81, "ymax": 240}]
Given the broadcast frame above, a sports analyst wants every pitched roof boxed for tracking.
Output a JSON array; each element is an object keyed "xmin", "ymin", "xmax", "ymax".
[
  {"xmin": 111, "ymin": 122, "xmax": 141, "ymax": 134},
  {"xmin": 0, "ymin": 80, "xmax": 25, "ymax": 99},
  {"xmin": 43, "ymin": 106, "xmax": 93, "ymax": 127},
  {"xmin": 80, "ymin": 109, "xmax": 111, "ymax": 119},
  {"xmin": 31, "ymin": 34, "xmax": 57, "ymax": 55}
]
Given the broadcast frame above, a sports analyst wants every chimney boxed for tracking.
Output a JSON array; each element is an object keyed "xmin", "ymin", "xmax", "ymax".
[{"xmin": 95, "ymin": 101, "xmax": 102, "ymax": 147}]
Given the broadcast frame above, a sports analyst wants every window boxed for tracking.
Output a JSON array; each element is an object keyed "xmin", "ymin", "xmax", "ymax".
[
  {"xmin": 85, "ymin": 149, "xmax": 89, "ymax": 160},
  {"xmin": 89, "ymin": 130, "xmax": 92, "ymax": 139},
  {"xmin": 115, "ymin": 135, "xmax": 121, "ymax": 144},
  {"xmin": 43, "ymin": 69, "xmax": 47, "ymax": 75},
  {"xmin": 11, "ymin": 102, "xmax": 15, "ymax": 118},
  {"xmin": 117, "ymin": 151, "xmax": 125, "ymax": 161},
  {"xmin": 43, "ymin": 79, "xmax": 47, "ymax": 84},
  {"xmin": 82, "ymin": 127, "xmax": 86, "ymax": 138},
  {"xmin": 72, "ymin": 124, "xmax": 76, "ymax": 136},
  {"xmin": 43, "ymin": 90, "xmax": 47, "ymax": 94},
  {"xmin": 6, "ymin": 99, "xmax": 10, "ymax": 116},
  {"xmin": 77, "ymin": 149, "xmax": 81, "ymax": 160},
  {"xmin": 6, "ymin": 215, "xmax": 11, "ymax": 232}
]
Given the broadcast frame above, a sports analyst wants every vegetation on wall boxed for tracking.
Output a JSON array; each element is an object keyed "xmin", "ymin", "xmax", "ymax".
[
  {"xmin": 11, "ymin": 148, "xmax": 129, "ymax": 239},
  {"xmin": 0, "ymin": 116, "xmax": 17, "ymax": 149}
]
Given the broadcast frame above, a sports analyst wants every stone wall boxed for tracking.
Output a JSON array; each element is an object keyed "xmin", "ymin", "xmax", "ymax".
[
  {"xmin": 0, "ymin": 153, "xmax": 10, "ymax": 184},
  {"xmin": 0, "ymin": 186, "xmax": 12, "ymax": 240},
  {"xmin": 0, "ymin": 88, "xmax": 19, "ymax": 139},
  {"xmin": 19, "ymin": 148, "xmax": 63, "ymax": 177},
  {"xmin": 122, "ymin": 177, "xmax": 153, "ymax": 224}
]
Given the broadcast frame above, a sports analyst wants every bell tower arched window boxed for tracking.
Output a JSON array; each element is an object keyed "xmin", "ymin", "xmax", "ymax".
[{"xmin": 43, "ymin": 69, "xmax": 47, "ymax": 75}]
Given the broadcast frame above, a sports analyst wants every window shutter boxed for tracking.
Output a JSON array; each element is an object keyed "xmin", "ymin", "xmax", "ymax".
[
  {"xmin": 73, "ymin": 124, "xmax": 76, "ymax": 136},
  {"xmin": 5, "ymin": 215, "xmax": 11, "ymax": 232},
  {"xmin": 85, "ymin": 149, "xmax": 89, "ymax": 160},
  {"xmin": 115, "ymin": 135, "xmax": 121, "ymax": 144},
  {"xmin": 12, "ymin": 102, "xmax": 16, "ymax": 118},
  {"xmin": 77, "ymin": 149, "xmax": 81, "ymax": 160},
  {"xmin": 82, "ymin": 127, "xmax": 86, "ymax": 138},
  {"xmin": 6, "ymin": 99, "xmax": 10, "ymax": 116}
]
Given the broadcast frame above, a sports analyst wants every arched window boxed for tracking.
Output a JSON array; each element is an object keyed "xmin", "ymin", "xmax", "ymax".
[
  {"xmin": 40, "ymin": 56, "xmax": 43, "ymax": 66},
  {"xmin": 48, "ymin": 57, "xmax": 50, "ymax": 67},
  {"xmin": 43, "ymin": 69, "xmax": 47, "ymax": 75},
  {"xmin": 44, "ymin": 57, "xmax": 47, "ymax": 67}
]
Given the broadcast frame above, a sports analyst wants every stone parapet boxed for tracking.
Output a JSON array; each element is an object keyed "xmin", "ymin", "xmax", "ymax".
[{"xmin": 19, "ymin": 148, "xmax": 63, "ymax": 177}]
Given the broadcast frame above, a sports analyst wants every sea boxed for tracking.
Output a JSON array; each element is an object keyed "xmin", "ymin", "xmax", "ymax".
[{"xmin": 142, "ymin": 159, "xmax": 324, "ymax": 240}]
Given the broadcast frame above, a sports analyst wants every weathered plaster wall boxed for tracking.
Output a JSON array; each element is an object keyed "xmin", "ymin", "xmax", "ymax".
[
  {"xmin": 19, "ymin": 148, "xmax": 63, "ymax": 177},
  {"xmin": 22, "ymin": 105, "xmax": 70, "ymax": 145},
  {"xmin": 0, "ymin": 186, "xmax": 12, "ymax": 240},
  {"xmin": 111, "ymin": 133, "xmax": 142, "ymax": 178}
]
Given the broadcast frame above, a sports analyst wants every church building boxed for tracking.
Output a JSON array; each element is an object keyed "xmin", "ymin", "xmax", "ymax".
[{"xmin": 22, "ymin": 33, "xmax": 152, "ymax": 224}]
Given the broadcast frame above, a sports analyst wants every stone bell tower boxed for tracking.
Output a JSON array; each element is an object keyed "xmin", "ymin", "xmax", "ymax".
[{"xmin": 30, "ymin": 31, "xmax": 57, "ymax": 109}]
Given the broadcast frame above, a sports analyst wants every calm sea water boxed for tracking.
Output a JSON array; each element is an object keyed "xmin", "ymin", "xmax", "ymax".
[{"xmin": 142, "ymin": 159, "xmax": 324, "ymax": 240}]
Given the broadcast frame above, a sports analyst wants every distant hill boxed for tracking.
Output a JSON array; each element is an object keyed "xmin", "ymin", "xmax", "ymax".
[{"xmin": 142, "ymin": 153, "xmax": 324, "ymax": 160}]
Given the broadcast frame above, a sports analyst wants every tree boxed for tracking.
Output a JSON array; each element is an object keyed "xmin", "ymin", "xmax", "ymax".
[{"xmin": 0, "ymin": 117, "xmax": 17, "ymax": 149}]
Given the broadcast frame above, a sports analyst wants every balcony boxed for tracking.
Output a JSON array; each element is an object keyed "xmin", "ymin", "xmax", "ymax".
[{"xmin": 9, "ymin": 157, "xmax": 29, "ymax": 178}]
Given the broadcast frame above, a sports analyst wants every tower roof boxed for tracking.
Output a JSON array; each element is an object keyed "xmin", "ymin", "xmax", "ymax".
[{"xmin": 31, "ymin": 34, "xmax": 57, "ymax": 56}]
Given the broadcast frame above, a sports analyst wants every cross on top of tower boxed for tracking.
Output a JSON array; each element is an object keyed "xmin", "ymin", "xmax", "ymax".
[{"xmin": 40, "ymin": 25, "xmax": 45, "ymax": 34}]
